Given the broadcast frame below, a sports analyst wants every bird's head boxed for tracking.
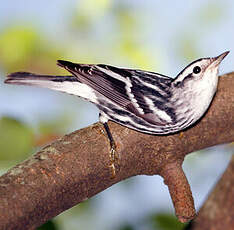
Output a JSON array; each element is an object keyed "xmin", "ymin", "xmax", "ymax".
[{"xmin": 173, "ymin": 51, "xmax": 229, "ymax": 88}]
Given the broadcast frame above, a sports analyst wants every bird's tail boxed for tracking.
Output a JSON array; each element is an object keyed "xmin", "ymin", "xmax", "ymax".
[
  {"xmin": 5, "ymin": 72, "xmax": 78, "ymax": 85},
  {"xmin": 5, "ymin": 71, "xmax": 80, "ymax": 93},
  {"xmin": 4, "ymin": 72, "xmax": 97, "ymax": 101}
]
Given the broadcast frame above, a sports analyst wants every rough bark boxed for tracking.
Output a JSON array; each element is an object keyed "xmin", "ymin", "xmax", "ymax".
[
  {"xmin": 0, "ymin": 73, "xmax": 233, "ymax": 230},
  {"xmin": 189, "ymin": 154, "xmax": 234, "ymax": 230}
]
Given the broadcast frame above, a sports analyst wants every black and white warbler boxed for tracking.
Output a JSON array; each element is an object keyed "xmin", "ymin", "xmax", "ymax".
[{"xmin": 4, "ymin": 51, "xmax": 229, "ymax": 174}]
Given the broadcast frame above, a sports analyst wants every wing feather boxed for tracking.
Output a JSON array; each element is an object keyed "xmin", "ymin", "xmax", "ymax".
[{"xmin": 57, "ymin": 60, "xmax": 173, "ymax": 124}]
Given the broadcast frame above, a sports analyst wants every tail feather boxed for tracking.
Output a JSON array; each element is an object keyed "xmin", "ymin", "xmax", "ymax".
[
  {"xmin": 5, "ymin": 72, "xmax": 77, "ymax": 85},
  {"xmin": 4, "ymin": 71, "xmax": 97, "ymax": 101},
  {"xmin": 5, "ymin": 71, "xmax": 80, "ymax": 93}
]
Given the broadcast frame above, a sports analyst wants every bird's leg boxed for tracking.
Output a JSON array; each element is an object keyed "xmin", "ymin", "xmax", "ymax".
[{"xmin": 103, "ymin": 122, "xmax": 118, "ymax": 178}]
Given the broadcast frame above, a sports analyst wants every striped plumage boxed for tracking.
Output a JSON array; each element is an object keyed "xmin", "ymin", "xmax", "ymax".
[{"xmin": 5, "ymin": 52, "xmax": 229, "ymax": 135}]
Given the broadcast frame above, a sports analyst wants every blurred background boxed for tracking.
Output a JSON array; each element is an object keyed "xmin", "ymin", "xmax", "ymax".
[{"xmin": 0, "ymin": 0, "xmax": 233, "ymax": 229}]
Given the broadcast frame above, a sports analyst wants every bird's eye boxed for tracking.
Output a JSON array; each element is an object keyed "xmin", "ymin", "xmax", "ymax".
[{"xmin": 193, "ymin": 66, "xmax": 201, "ymax": 74}]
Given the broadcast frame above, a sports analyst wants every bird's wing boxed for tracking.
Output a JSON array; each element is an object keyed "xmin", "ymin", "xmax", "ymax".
[{"xmin": 57, "ymin": 60, "xmax": 174, "ymax": 124}]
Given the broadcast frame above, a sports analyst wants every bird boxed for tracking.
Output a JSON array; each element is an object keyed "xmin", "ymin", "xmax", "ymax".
[{"xmin": 4, "ymin": 51, "xmax": 229, "ymax": 176}]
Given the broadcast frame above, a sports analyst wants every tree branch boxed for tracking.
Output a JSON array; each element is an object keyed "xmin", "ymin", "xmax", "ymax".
[
  {"xmin": 189, "ymin": 154, "xmax": 234, "ymax": 230},
  {"xmin": 0, "ymin": 73, "xmax": 233, "ymax": 230}
]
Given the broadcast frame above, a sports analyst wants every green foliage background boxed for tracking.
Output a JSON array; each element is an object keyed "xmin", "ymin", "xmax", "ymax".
[{"xmin": 0, "ymin": 0, "xmax": 233, "ymax": 229}]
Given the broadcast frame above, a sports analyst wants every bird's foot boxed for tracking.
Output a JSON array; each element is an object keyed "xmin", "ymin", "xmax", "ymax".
[
  {"xmin": 103, "ymin": 122, "xmax": 119, "ymax": 178},
  {"xmin": 108, "ymin": 140, "xmax": 119, "ymax": 178}
]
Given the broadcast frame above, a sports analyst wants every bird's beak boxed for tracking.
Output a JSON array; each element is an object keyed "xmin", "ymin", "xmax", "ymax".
[{"xmin": 210, "ymin": 51, "xmax": 230, "ymax": 67}]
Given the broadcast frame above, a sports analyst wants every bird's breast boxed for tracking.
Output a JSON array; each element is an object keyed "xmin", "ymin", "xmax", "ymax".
[{"xmin": 173, "ymin": 76, "xmax": 218, "ymax": 124}]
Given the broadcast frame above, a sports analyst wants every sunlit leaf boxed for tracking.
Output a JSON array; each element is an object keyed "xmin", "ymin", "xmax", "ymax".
[
  {"xmin": 117, "ymin": 39, "xmax": 157, "ymax": 70},
  {"xmin": 0, "ymin": 26, "xmax": 40, "ymax": 71},
  {"xmin": 0, "ymin": 25, "xmax": 64, "ymax": 73},
  {"xmin": 115, "ymin": 7, "xmax": 136, "ymax": 33},
  {"xmin": 71, "ymin": 0, "xmax": 112, "ymax": 30},
  {"xmin": 71, "ymin": 13, "xmax": 92, "ymax": 31},
  {"xmin": 78, "ymin": 0, "xmax": 111, "ymax": 17},
  {"xmin": 176, "ymin": 35, "xmax": 199, "ymax": 61},
  {"xmin": 198, "ymin": 2, "xmax": 225, "ymax": 25},
  {"xmin": 0, "ymin": 116, "xmax": 34, "ymax": 161},
  {"xmin": 113, "ymin": 6, "xmax": 158, "ymax": 70}
]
